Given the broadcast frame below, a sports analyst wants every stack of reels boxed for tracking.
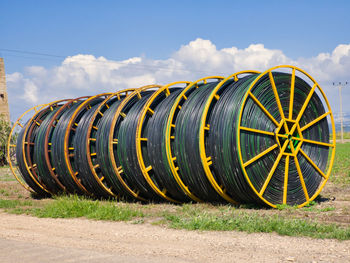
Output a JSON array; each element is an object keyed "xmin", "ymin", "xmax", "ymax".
[{"xmin": 7, "ymin": 65, "xmax": 336, "ymax": 208}]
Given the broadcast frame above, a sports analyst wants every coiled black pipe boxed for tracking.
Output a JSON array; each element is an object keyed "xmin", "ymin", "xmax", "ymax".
[
  {"xmin": 143, "ymin": 88, "xmax": 190, "ymax": 202},
  {"xmin": 116, "ymin": 91, "xmax": 163, "ymax": 201},
  {"xmin": 16, "ymin": 116, "xmax": 49, "ymax": 196},
  {"xmin": 72, "ymin": 101, "xmax": 112, "ymax": 198},
  {"xmin": 12, "ymin": 67, "xmax": 333, "ymax": 207},
  {"xmin": 172, "ymin": 80, "xmax": 237, "ymax": 202},
  {"xmin": 207, "ymin": 72, "xmax": 329, "ymax": 206},
  {"xmin": 34, "ymin": 105, "xmax": 64, "ymax": 194},
  {"xmin": 51, "ymin": 101, "xmax": 86, "ymax": 194},
  {"xmin": 95, "ymin": 97, "xmax": 133, "ymax": 198}
]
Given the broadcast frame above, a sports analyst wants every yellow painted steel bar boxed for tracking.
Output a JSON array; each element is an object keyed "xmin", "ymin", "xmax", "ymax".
[
  {"xmin": 300, "ymin": 111, "xmax": 330, "ymax": 132},
  {"xmin": 239, "ymin": 126, "xmax": 275, "ymax": 136},
  {"xmin": 269, "ymin": 71, "xmax": 286, "ymax": 121},
  {"xmin": 295, "ymin": 83, "xmax": 317, "ymax": 123},
  {"xmin": 294, "ymin": 155, "xmax": 310, "ymax": 202},
  {"xmin": 248, "ymin": 92, "xmax": 280, "ymax": 127},
  {"xmin": 296, "ymin": 137, "xmax": 334, "ymax": 148},
  {"xmin": 283, "ymin": 155, "xmax": 289, "ymax": 204},
  {"xmin": 259, "ymin": 140, "xmax": 289, "ymax": 196},
  {"xmin": 243, "ymin": 144, "xmax": 278, "ymax": 168},
  {"xmin": 288, "ymin": 68, "xmax": 296, "ymax": 119},
  {"xmin": 299, "ymin": 148, "xmax": 327, "ymax": 179}
]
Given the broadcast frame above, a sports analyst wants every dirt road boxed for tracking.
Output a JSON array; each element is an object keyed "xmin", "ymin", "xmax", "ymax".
[{"xmin": 0, "ymin": 212, "xmax": 349, "ymax": 263}]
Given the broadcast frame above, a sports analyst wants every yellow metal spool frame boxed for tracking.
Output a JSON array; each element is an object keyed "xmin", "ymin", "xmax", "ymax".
[
  {"xmin": 63, "ymin": 93, "xmax": 115, "ymax": 196},
  {"xmin": 198, "ymin": 71, "xmax": 260, "ymax": 204},
  {"xmin": 165, "ymin": 76, "xmax": 225, "ymax": 202},
  {"xmin": 85, "ymin": 89, "xmax": 135, "ymax": 198},
  {"xmin": 7, "ymin": 103, "xmax": 49, "ymax": 193},
  {"xmin": 236, "ymin": 65, "xmax": 336, "ymax": 208},
  {"xmin": 41, "ymin": 98, "xmax": 89, "ymax": 193},
  {"xmin": 135, "ymin": 81, "xmax": 191, "ymax": 203},
  {"xmin": 107, "ymin": 85, "xmax": 162, "ymax": 201}
]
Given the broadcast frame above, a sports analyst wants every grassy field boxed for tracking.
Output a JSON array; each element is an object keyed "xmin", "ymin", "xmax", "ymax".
[{"xmin": 1, "ymin": 143, "xmax": 350, "ymax": 240}]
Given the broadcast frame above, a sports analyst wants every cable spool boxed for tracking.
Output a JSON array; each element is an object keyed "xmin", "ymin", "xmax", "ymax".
[
  {"xmin": 135, "ymin": 82, "xmax": 190, "ymax": 203},
  {"xmin": 83, "ymin": 89, "xmax": 135, "ymax": 199},
  {"xmin": 9, "ymin": 65, "xmax": 336, "ymax": 208},
  {"xmin": 7, "ymin": 104, "xmax": 48, "ymax": 193},
  {"xmin": 202, "ymin": 66, "xmax": 335, "ymax": 207},
  {"xmin": 164, "ymin": 77, "xmax": 225, "ymax": 202},
  {"xmin": 166, "ymin": 77, "xmax": 233, "ymax": 202},
  {"xmin": 60, "ymin": 93, "xmax": 112, "ymax": 197},
  {"xmin": 198, "ymin": 71, "xmax": 260, "ymax": 204},
  {"xmin": 96, "ymin": 85, "xmax": 161, "ymax": 201},
  {"xmin": 50, "ymin": 97, "xmax": 91, "ymax": 194},
  {"xmin": 15, "ymin": 104, "xmax": 52, "ymax": 196},
  {"xmin": 33, "ymin": 100, "xmax": 72, "ymax": 194}
]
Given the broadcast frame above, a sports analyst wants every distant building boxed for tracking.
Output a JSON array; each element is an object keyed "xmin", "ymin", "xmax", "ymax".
[{"xmin": 0, "ymin": 58, "xmax": 10, "ymax": 122}]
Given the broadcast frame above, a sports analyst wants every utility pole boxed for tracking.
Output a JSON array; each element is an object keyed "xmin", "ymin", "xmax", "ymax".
[{"xmin": 333, "ymin": 82, "xmax": 348, "ymax": 143}]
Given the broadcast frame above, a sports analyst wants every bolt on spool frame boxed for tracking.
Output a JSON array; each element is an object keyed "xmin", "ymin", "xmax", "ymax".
[
  {"xmin": 236, "ymin": 65, "xmax": 336, "ymax": 208},
  {"xmin": 198, "ymin": 71, "xmax": 260, "ymax": 204},
  {"xmin": 165, "ymin": 76, "xmax": 226, "ymax": 202}
]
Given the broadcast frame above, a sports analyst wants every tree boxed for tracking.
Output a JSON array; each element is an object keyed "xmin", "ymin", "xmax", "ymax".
[{"xmin": 0, "ymin": 115, "xmax": 13, "ymax": 166}]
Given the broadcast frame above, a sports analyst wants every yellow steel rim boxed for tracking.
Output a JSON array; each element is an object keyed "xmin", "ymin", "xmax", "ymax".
[
  {"xmin": 165, "ymin": 76, "xmax": 226, "ymax": 202},
  {"xmin": 236, "ymin": 65, "xmax": 336, "ymax": 208},
  {"xmin": 136, "ymin": 81, "xmax": 191, "ymax": 203},
  {"xmin": 7, "ymin": 104, "xmax": 48, "ymax": 193},
  {"xmin": 85, "ymin": 89, "xmax": 135, "ymax": 198},
  {"xmin": 198, "ymin": 71, "xmax": 260, "ymax": 204},
  {"xmin": 64, "ymin": 93, "xmax": 114, "ymax": 196},
  {"xmin": 108, "ymin": 85, "xmax": 162, "ymax": 201}
]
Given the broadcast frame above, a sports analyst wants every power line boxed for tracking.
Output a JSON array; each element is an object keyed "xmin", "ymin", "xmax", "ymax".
[{"xmin": 0, "ymin": 48, "xmax": 221, "ymax": 75}]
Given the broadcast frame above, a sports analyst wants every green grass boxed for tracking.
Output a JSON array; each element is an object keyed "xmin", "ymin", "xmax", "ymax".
[
  {"xmin": 31, "ymin": 195, "xmax": 144, "ymax": 221},
  {"xmin": 0, "ymin": 198, "xmax": 33, "ymax": 209},
  {"xmin": 330, "ymin": 143, "xmax": 350, "ymax": 185},
  {"xmin": 0, "ymin": 195, "xmax": 349, "ymax": 240},
  {"xmin": 163, "ymin": 209, "xmax": 350, "ymax": 240},
  {"xmin": 0, "ymin": 143, "xmax": 350, "ymax": 240}
]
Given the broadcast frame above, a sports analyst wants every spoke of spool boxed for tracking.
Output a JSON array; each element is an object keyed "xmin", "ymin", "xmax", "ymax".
[
  {"xmin": 288, "ymin": 68, "xmax": 296, "ymax": 119},
  {"xmin": 269, "ymin": 71, "xmax": 286, "ymax": 120},
  {"xmin": 300, "ymin": 112, "xmax": 330, "ymax": 132},
  {"xmin": 243, "ymin": 144, "xmax": 278, "ymax": 168},
  {"xmin": 299, "ymin": 148, "xmax": 327, "ymax": 179},
  {"xmin": 295, "ymin": 84, "xmax": 317, "ymax": 123},
  {"xmin": 259, "ymin": 140, "xmax": 288, "ymax": 196},
  {"xmin": 283, "ymin": 155, "xmax": 289, "ymax": 204},
  {"xmin": 294, "ymin": 155, "xmax": 310, "ymax": 202},
  {"xmin": 297, "ymin": 137, "xmax": 334, "ymax": 148},
  {"xmin": 248, "ymin": 92, "xmax": 279, "ymax": 126},
  {"xmin": 240, "ymin": 126, "xmax": 275, "ymax": 136},
  {"xmin": 147, "ymin": 108, "xmax": 154, "ymax": 115}
]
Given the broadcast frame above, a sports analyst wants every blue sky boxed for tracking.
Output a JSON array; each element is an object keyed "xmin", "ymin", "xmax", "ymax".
[{"xmin": 1, "ymin": 0, "xmax": 350, "ymax": 122}]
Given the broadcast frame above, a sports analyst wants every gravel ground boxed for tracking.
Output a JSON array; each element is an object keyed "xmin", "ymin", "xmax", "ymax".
[{"xmin": 0, "ymin": 212, "xmax": 349, "ymax": 263}]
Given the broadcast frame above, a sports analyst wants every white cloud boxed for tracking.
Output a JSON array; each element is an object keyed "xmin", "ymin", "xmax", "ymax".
[{"xmin": 6, "ymin": 38, "xmax": 350, "ymax": 121}]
